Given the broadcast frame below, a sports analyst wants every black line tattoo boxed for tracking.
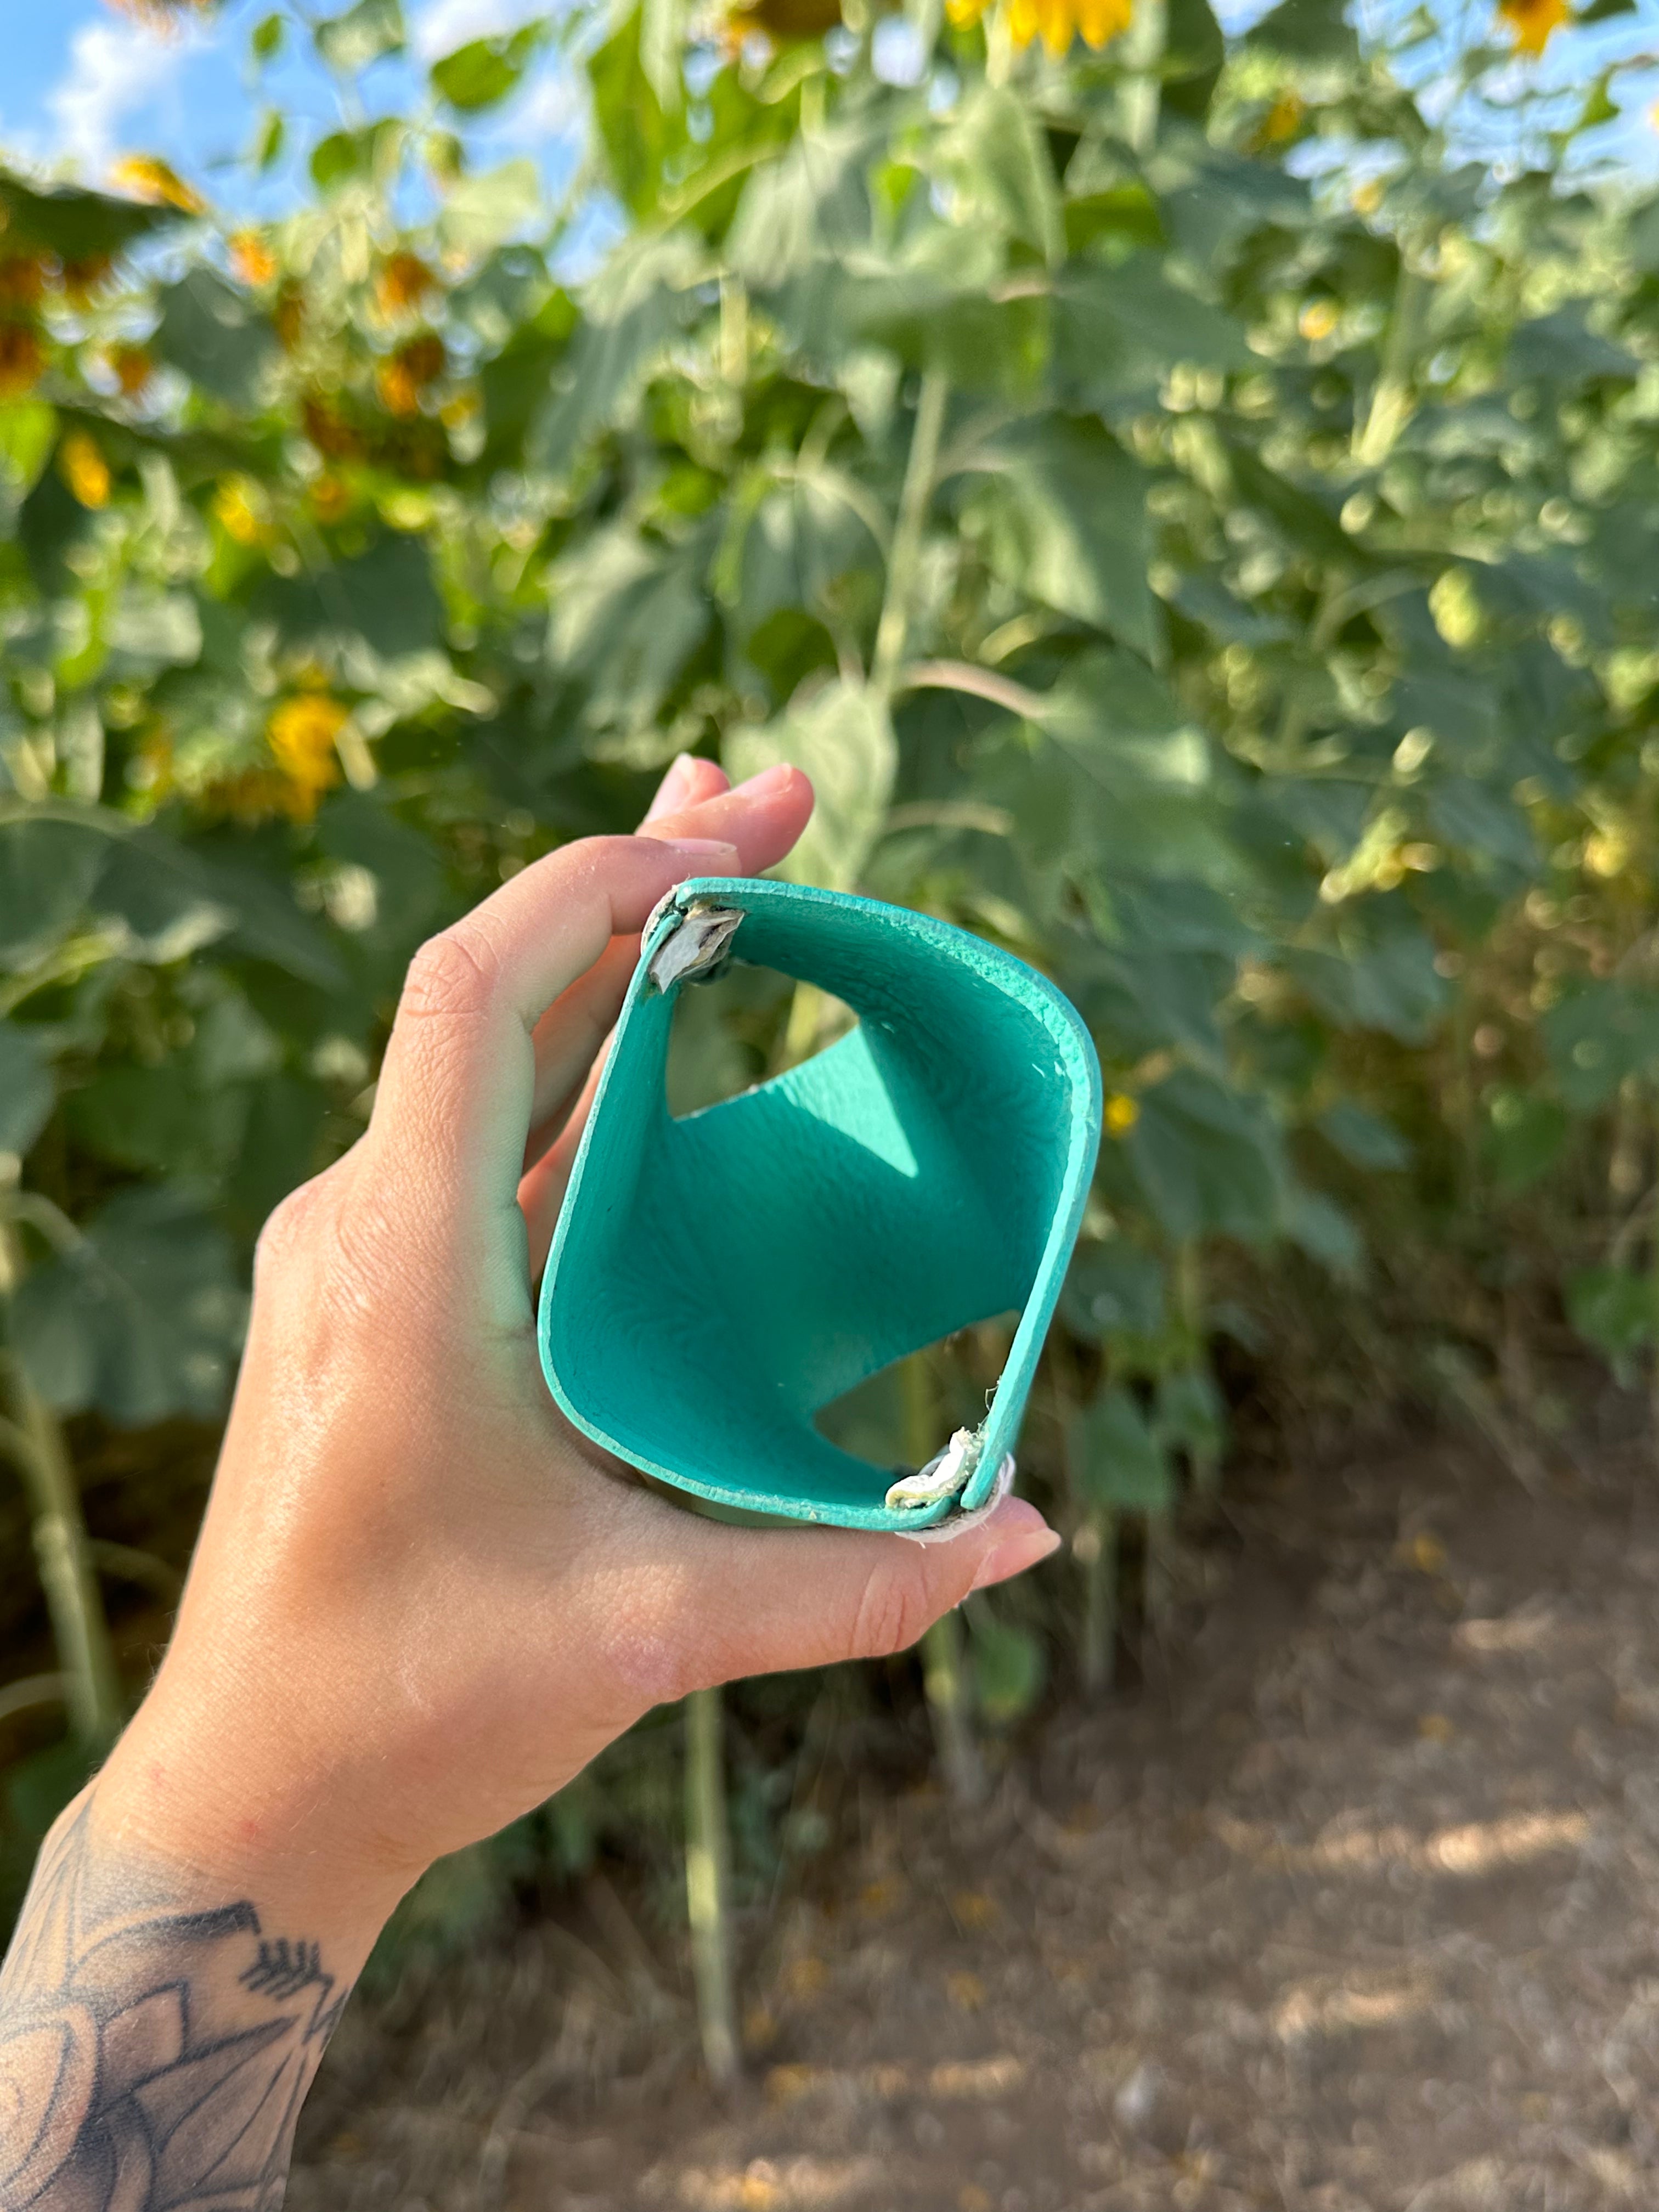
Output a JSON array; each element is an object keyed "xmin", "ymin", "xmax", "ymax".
[{"xmin": 0, "ymin": 1798, "xmax": 348, "ymax": 2211}]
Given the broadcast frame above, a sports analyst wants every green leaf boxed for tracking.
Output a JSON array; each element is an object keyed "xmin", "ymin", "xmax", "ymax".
[
  {"xmin": 97, "ymin": 828, "xmax": 345, "ymax": 988},
  {"xmin": 1566, "ymin": 1266, "xmax": 1654, "ymax": 1367},
  {"xmin": 1163, "ymin": 0, "xmax": 1227, "ymax": 115},
  {"xmin": 431, "ymin": 24, "xmax": 547, "ymax": 112},
  {"xmin": 0, "ymin": 819, "xmax": 106, "ymax": 965},
  {"xmin": 547, "ymin": 520, "xmax": 712, "ymax": 731},
  {"xmin": 1156, "ymin": 1367, "xmax": 1226, "ymax": 1458},
  {"xmin": 1052, "ymin": 258, "xmax": 1251, "ymax": 405},
  {"xmin": 67, "ymin": 1063, "xmax": 246, "ymax": 1181},
  {"xmin": 727, "ymin": 121, "xmax": 875, "ymax": 288},
  {"xmin": 1317, "ymin": 1100, "xmax": 1409, "ymax": 1170},
  {"xmin": 255, "ymin": 534, "xmax": 444, "ymax": 664},
  {"xmin": 228, "ymin": 1076, "xmax": 328, "ymax": 1236},
  {"xmin": 252, "ymin": 11, "xmax": 285, "ymax": 61},
  {"xmin": 1483, "ymin": 1087, "xmax": 1568, "ymax": 1192},
  {"xmin": 1126, "ymin": 1069, "xmax": 1288, "ymax": 1244},
  {"xmin": 933, "ymin": 84, "xmax": 1063, "ymax": 267},
  {"xmin": 640, "ymin": 0, "xmax": 687, "ymax": 110},
  {"xmin": 962, "ymin": 419, "xmax": 1159, "ymax": 662},
  {"xmin": 1062, "ymin": 1238, "xmax": 1167, "ymax": 1340},
  {"xmin": 109, "ymin": 589, "xmax": 202, "ymax": 675},
  {"xmin": 0, "ymin": 403, "xmax": 57, "ymax": 514},
  {"xmin": 0, "ymin": 1022, "xmax": 52, "ymax": 1158},
  {"xmin": 1541, "ymin": 981, "xmax": 1659, "ymax": 1112},
  {"xmin": 314, "ymin": 0, "xmax": 404, "ymax": 74},
  {"xmin": 12, "ymin": 1187, "xmax": 246, "ymax": 1425},
  {"xmin": 153, "ymin": 270, "xmax": 280, "ymax": 410},
  {"xmin": 1282, "ymin": 1184, "xmax": 1363, "ymax": 1278},
  {"xmin": 1247, "ymin": 0, "xmax": 1358, "ymax": 61},
  {"xmin": 725, "ymin": 679, "xmax": 895, "ymax": 893},
  {"xmin": 1286, "ymin": 907, "xmax": 1447, "ymax": 1045},
  {"xmin": 436, "ymin": 159, "xmax": 541, "ymax": 257},
  {"xmin": 528, "ymin": 230, "xmax": 706, "ymax": 471},
  {"xmin": 1068, "ymin": 1384, "xmax": 1173, "ymax": 1511},
  {"xmin": 967, "ymin": 1608, "xmax": 1046, "ymax": 1727},
  {"xmin": 255, "ymin": 109, "xmax": 286, "ymax": 172},
  {"xmin": 0, "ymin": 167, "xmax": 176, "ymax": 263}
]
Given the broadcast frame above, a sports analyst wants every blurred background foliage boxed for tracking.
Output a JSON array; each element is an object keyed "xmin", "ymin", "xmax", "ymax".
[{"xmin": 3, "ymin": 0, "xmax": 1659, "ymax": 2009}]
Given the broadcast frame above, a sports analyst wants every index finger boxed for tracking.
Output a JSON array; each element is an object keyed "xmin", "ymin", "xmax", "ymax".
[{"xmin": 369, "ymin": 834, "xmax": 737, "ymax": 1261}]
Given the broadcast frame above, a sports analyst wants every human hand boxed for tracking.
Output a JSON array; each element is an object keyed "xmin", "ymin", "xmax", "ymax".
[{"xmin": 93, "ymin": 758, "xmax": 1060, "ymax": 1971}]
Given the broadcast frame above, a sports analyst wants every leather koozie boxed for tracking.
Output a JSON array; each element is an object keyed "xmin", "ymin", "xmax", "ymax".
[{"xmin": 538, "ymin": 877, "xmax": 1102, "ymax": 1532}]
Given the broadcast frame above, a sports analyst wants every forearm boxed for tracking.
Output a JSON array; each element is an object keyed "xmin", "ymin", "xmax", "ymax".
[{"xmin": 0, "ymin": 1773, "xmax": 385, "ymax": 2212}]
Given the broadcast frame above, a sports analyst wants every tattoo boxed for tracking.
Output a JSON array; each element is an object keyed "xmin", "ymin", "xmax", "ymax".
[{"xmin": 0, "ymin": 1798, "xmax": 347, "ymax": 2211}]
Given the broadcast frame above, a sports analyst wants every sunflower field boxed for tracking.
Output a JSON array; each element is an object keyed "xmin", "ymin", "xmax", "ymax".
[{"xmin": 3, "ymin": 0, "xmax": 1659, "ymax": 2008}]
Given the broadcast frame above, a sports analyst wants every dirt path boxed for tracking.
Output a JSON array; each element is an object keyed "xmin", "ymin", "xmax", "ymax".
[{"xmin": 292, "ymin": 1423, "xmax": 1659, "ymax": 2211}]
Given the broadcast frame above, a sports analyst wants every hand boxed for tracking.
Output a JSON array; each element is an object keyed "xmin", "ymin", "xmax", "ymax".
[{"xmin": 93, "ymin": 758, "xmax": 1059, "ymax": 1970}]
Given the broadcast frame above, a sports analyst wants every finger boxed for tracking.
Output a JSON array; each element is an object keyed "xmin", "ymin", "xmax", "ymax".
[
  {"xmin": 371, "ymin": 834, "xmax": 738, "ymax": 1263},
  {"xmin": 643, "ymin": 753, "xmax": 730, "ymax": 823},
  {"xmin": 522, "ymin": 761, "xmax": 810, "ymax": 1138},
  {"xmin": 519, "ymin": 1041, "xmax": 607, "ymax": 1279},
  {"xmin": 578, "ymin": 1493, "xmax": 1062, "ymax": 1708},
  {"xmin": 641, "ymin": 762, "xmax": 809, "ymax": 853},
  {"xmin": 523, "ymin": 933, "xmax": 640, "ymax": 1152}
]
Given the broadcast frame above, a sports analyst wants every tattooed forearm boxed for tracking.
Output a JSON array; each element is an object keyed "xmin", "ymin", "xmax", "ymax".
[{"xmin": 0, "ymin": 1797, "xmax": 349, "ymax": 2212}]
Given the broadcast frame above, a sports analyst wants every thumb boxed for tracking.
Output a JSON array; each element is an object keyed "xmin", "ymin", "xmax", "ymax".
[{"xmin": 659, "ymin": 1498, "xmax": 1062, "ymax": 1692}]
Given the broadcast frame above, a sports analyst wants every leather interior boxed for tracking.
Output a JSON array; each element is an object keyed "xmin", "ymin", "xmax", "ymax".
[{"xmin": 538, "ymin": 878, "xmax": 1102, "ymax": 1530}]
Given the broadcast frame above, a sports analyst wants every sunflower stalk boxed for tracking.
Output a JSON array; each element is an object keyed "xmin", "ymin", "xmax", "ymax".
[
  {"xmin": 1077, "ymin": 1509, "xmax": 1118, "ymax": 1694},
  {"xmin": 684, "ymin": 1684, "xmax": 741, "ymax": 2087},
  {"xmin": 1120, "ymin": 0, "xmax": 1166, "ymax": 154},
  {"xmin": 0, "ymin": 1352, "xmax": 122, "ymax": 1751},
  {"xmin": 871, "ymin": 369, "xmax": 949, "ymax": 700},
  {"xmin": 904, "ymin": 1355, "xmax": 988, "ymax": 1807}
]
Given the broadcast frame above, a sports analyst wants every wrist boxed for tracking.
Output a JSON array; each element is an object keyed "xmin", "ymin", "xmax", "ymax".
[{"xmin": 93, "ymin": 1681, "xmax": 415, "ymax": 1982}]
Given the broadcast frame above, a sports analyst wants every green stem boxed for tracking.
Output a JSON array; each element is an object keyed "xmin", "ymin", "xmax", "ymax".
[
  {"xmin": 1143, "ymin": 1508, "xmax": 1173, "ymax": 1658},
  {"xmin": 1355, "ymin": 262, "xmax": 1428, "ymax": 470},
  {"xmin": 871, "ymin": 369, "xmax": 949, "ymax": 701},
  {"xmin": 920, "ymin": 1611, "xmax": 986, "ymax": 1808},
  {"xmin": 684, "ymin": 1685, "xmax": 740, "ymax": 2088},
  {"xmin": 0, "ymin": 1347, "xmax": 122, "ymax": 1751},
  {"xmin": 1077, "ymin": 1508, "xmax": 1118, "ymax": 1696},
  {"xmin": 904, "ymin": 1354, "xmax": 986, "ymax": 1807},
  {"xmin": 1120, "ymin": 0, "xmax": 1167, "ymax": 157}
]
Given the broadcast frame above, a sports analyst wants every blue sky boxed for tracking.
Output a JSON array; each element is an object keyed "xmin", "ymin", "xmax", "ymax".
[
  {"xmin": 1, "ymin": 0, "xmax": 1656, "ymax": 208},
  {"xmin": 0, "ymin": 0, "xmax": 579, "ymax": 213}
]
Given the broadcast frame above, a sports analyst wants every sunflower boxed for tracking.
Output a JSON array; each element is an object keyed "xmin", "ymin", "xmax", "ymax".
[
  {"xmin": 212, "ymin": 475, "xmax": 270, "ymax": 548},
  {"xmin": 1104, "ymin": 1092, "xmax": 1140, "ymax": 1135},
  {"xmin": 229, "ymin": 230, "xmax": 277, "ymax": 288},
  {"xmin": 376, "ymin": 334, "xmax": 446, "ymax": 417},
  {"xmin": 0, "ymin": 254, "xmax": 47, "ymax": 311},
  {"xmin": 108, "ymin": 342, "xmax": 154, "ymax": 398},
  {"xmin": 950, "ymin": 0, "xmax": 1131, "ymax": 53},
  {"xmin": 375, "ymin": 252, "xmax": 436, "ymax": 317},
  {"xmin": 0, "ymin": 323, "xmax": 44, "ymax": 399},
  {"xmin": 60, "ymin": 432, "xmax": 111, "ymax": 510},
  {"xmin": 109, "ymin": 155, "xmax": 206, "ymax": 215},
  {"xmin": 1498, "ymin": 0, "xmax": 1570, "ymax": 54},
  {"xmin": 267, "ymin": 695, "xmax": 348, "ymax": 819}
]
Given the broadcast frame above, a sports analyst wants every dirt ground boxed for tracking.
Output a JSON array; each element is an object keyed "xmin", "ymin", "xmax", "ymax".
[{"xmin": 290, "ymin": 1410, "xmax": 1659, "ymax": 2212}]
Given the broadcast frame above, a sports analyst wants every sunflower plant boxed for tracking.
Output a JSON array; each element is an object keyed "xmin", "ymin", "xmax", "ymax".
[{"xmin": 1, "ymin": 0, "xmax": 1658, "ymax": 2010}]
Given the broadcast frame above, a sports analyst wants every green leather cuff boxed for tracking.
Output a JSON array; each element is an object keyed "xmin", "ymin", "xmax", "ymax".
[{"xmin": 538, "ymin": 878, "xmax": 1101, "ymax": 1532}]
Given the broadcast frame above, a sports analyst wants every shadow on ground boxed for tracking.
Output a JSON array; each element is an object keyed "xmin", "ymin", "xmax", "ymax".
[{"xmin": 291, "ymin": 1419, "xmax": 1659, "ymax": 2211}]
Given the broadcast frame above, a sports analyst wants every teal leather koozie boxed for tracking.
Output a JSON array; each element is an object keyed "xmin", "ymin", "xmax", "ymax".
[{"xmin": 538, "ymin": 879, "xmax": 1102, "ymax": 1531}]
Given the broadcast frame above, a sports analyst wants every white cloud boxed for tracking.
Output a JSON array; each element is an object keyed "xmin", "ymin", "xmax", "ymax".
[
  {"xmin": 412, "ymin": 0, "xmax": 546, "ymax": 61},
  {"xmin": 47, "ymin": 16, "xmax": 193, "ymax": 178}
]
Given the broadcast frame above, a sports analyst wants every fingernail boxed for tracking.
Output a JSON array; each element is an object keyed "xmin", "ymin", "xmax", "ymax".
[
  {"xmin": 644, "ymin": 753, "xmax": 697, "ymax": 824},
  {"xmin": 970, "ymin": 1526, "xmax": 1062, "ymax": 1592},
  {"xmin": 730, "ymin": 762, "xmax": 795, "ymax": 799},
  {"xmin": 662, "ymin": 837, "xmax": 739, "ymax": 857}
]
